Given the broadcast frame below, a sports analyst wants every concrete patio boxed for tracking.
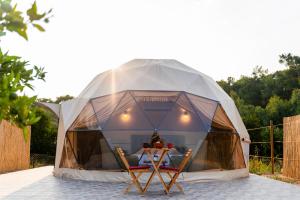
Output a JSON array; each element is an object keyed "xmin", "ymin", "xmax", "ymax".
[{"xmin": 1, "ymin": 166, "xmax": 300, "ymax": 200}]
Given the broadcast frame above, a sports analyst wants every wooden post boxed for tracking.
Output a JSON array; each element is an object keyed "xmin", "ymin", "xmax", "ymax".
[{"xmin": 270, "ymin": 120, "xmax": 274, "ymax": 174}]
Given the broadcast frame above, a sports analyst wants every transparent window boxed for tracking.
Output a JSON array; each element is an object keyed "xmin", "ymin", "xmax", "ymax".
[{"xmin": 61, "ymin": 90, "xmax": 245, "ymax": 171}]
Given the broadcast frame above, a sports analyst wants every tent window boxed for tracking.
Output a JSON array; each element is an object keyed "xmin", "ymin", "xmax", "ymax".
[{"xmin": 62, "ymin": 90, "xmax": 246, "ymax": 172}]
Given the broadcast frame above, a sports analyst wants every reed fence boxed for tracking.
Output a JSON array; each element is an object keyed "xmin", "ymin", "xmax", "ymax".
[
  {"xmin": 0, "ymin": 120, "xmax": 30, "ymax": 174},
  {"xmin": 283, "ymin": 115, "xmax": 300, "ymax": 179}
]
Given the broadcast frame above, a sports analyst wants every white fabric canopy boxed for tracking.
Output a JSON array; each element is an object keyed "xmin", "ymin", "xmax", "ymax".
[{"xmin": 52, "ymin": 59, "xmax": 250, "ymax": 179}]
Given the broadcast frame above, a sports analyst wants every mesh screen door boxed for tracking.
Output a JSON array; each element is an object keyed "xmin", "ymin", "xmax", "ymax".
[{"xmin": 60, "ymin": 131, "xmax": 119, "ymax": 170}]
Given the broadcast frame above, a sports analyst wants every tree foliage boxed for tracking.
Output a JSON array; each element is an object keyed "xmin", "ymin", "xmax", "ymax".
[
  {"xmin": 31, "ymin": 107, "xmax": 57, "ymax": 155},
  {"xmin": 38, "ymin": 95, "xmax": 74, "ymax": 104},
  {"xmin": 0, "ymin": 0, "xmax": 51, "ymax": 40},
  {"xmin": 0, "ymin": 0, "xmax": 51, "ymax": 139},
  {"xmin": 218, "ymin": 54, "xmax": 300, "ymax": 157},
  {"xmin": 30, "ymin": 95, "xmax": 73, "ymax": 155}
]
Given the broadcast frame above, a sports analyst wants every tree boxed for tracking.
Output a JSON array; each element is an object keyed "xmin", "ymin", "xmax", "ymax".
[
  {"xmin": 31, "ymin": 94, "xmax": 73, "ymax": 155},
  {"xmin": 266, "ymin": 96, "xmax": 291, "ymax": 124},
  {"xmin": 31, "ymin": 107, "xmax": 57, "ymax": 155},
  {"xmin": 37, "ymin": 95, "xmax": 74, "ymax": 104},
  {"xmin": 289, "ymin": 89, "xmax": 300, "ymax": 115},
  {"xmin": 0, "ymin": 0, "xmax": 51, "ymax": 139},
  {"xmin": 217, "ymin": 55, "xmax": 300, "ymax": 159},
  {"xmin": 54, "ymin": 95, "xmax": 73, "ymax": 103}
]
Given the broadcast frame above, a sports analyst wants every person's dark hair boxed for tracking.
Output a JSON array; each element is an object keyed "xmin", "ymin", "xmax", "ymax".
[{"xmin": 151, "ymin": 130, "xmax": 160, "ymax": 147}]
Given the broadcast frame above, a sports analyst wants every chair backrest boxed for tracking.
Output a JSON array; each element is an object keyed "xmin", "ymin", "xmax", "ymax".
[
  {"xmin": 116, "ymin": 147, "xmax": 130, "ymax": 171},
  {"xmin": 178, "ymin": 149, "xmax": 192, "ymax": 173}
]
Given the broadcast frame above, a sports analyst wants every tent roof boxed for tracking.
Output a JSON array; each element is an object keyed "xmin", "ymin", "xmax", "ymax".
[
  {"xmin": 78, "ymin": 59, "xmax": 227, "ymax": 100},
  {"xmin": 59, "ymin": 59, "xmax": 249, "ymax": 140},
  {"xmin": 36, "ymin": 102, "xmax": 60, "ymax": 117}
]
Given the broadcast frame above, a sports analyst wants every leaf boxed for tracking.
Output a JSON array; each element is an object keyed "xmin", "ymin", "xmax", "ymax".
[
  {"xmin": 1, "ymin": 0, "xmax": 13, "ymax": 12},
  {"xmin": 23, "ymin": 127, "xmax": 29, "ymax": 142},
  {"xmin": 16, "ymin": 28, "xmax": 28, "ymax": 40},
  {"xmin": 32, "ymin": 23, "xmax": 45, "ymax": 32},
  {"xmin": 26, "ymin": 1, "xmax": 46, "ymax": 21},
  {"xmin": 28, "ymin": 1, "xmax": 37, "ymax": 16}
]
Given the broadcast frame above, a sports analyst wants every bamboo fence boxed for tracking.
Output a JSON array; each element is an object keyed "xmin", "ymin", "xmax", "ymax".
[
  {"xmin": 283, "ymin": 115, "xmax": 300, "ymax": 179},
  {"xmin": 0, "ymin": 120, "xmax": 31, "ymax": 174}
]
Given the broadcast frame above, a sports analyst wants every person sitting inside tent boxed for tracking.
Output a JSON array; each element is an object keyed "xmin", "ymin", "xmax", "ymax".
[
  {"xmin": 138, "ymin": 131, "xmax": 170, "ymax": 166},
  {"xmin": 151, "ymin": 130, "xmax": 164, "ymax": 148}
]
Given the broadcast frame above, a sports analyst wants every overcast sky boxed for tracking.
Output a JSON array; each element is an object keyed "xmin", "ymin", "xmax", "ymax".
[{"xmin": 1, "ymin": 0, "xmax": 300, "ymax": 99}]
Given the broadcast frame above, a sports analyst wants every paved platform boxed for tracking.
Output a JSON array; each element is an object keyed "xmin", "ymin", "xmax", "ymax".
[{"xmin": 1, "ymin": 166, "xmax": 300, "ymax": 199}]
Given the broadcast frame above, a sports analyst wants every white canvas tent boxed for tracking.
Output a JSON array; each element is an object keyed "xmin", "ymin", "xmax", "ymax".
[{"xmin": 48, "ymin": 59, "xmax": 250, "ymax": 182}]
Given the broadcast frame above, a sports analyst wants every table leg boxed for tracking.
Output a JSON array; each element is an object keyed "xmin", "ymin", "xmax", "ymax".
[
  {"xmin": 151, "ymin": 151, "xmax": 169, "ymax": 194},
  {"xmin": 144, "ymin": 150, "xmax": 170, "ymax": 194}
]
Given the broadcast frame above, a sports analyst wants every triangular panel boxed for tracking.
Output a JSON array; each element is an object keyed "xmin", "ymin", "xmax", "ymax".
[
  {"xmin": 212, "ymin": 105, "xmax": 235, "ymax": 131},
  {"xmin": 159, "ymin": 94, "xmax": 206, "ymax": 132},
  {"xmin": 132, "ymin": 91, "xmax": 179, "ymax": 128},
  {"xmin": 69, "ymin": 103, "xmax": 98, "ymax": 130},
  {"xmin": 186, "ymin": 93, "xmax": 218, "ymax": 131},
  {"xmin": 91, "ymin": 92, "xmax": 125, "ymax": 128},
  {"xmin": 103, "ymin": 92, "xmax": 154, "ymax": 130}
]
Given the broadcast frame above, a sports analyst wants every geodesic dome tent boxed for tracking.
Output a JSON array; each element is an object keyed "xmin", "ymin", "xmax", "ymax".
[{"xmin": 52, "ymin": 59, "xmax": 250, "ymax": 182}]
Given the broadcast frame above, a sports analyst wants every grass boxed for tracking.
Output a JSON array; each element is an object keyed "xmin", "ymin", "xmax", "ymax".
[
  {"xmin": 267, "ymin": 174, "xmax": 300, "ymax": 184},
  {"xmin": 249, "ymin": 157, "xmax": 281, "ymax": 175},
  {"xmin": 30, "ymin": 154, "xmax": 55, "ymax": 168},
  {"xmin": 249, "ymin": 157, "xmax": 300, "ymax": 185}
]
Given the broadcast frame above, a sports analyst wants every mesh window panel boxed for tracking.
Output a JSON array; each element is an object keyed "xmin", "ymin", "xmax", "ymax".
[
  {"xmin": 186, "ymin": 93, "xmax": 218, "ymax": 132},
  {"xmin": 69, "ymin": 103, "xmax": 98, "ymax": 131},
  {"xmin": 188, "ymin": 132, "xmax": 246, "ymax": 171},
  {"xmin": 102, "ymin": 130, "xmax": 152, "ymax": 154},
  {"xmin": 133, "ymin": 91, "xmax": 179, "ymax": 128},
  {"xmin": 212, "ymin": 105, "xmax": 235, "ymax": 131},
  {"xmin": 176, "ymin": 93, "xmax": 197, "ymax": 114},
  {"xmin": 158, "ymin": 103, "xmax": 206, "ymax": 132},
  {"xmin": 91, "ymin": 92, "xmax": 125, "ymax": 128},
  {"xmin": 60, "ymin": 131, "xmax": 120, "ymax": 170},
  {"xmin": 103, "ymin": 92, "xmax": 154, "ymax": 131},
  {"xmin": 158, "ymin": 130, "xmax": 208, "ymax": 155}
]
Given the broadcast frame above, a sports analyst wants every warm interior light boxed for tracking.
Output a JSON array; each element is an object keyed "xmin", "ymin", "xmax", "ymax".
[
  {"xmin": 120, "ymin": 109, "xmax": 131, "ymax": 122},
  {"xmin": 180, "ymin": 110, "xmax": 191, "ymax": 124}
]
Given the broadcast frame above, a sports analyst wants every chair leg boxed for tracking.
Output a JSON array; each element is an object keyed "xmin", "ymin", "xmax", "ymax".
[
  {"xmin": 129, "ymin": 171, "xmax": 144, "ymax": 194},
  {"xmin": 142, "ymin": 170, "xmax": 157, "ymax": 194},
  {"xmin": 166, "ymin": 172, "xmax": 184, "ymax": 193},
  {"xmin": 124, "ymin": 172, "xmax": 143, "ymax": 193},
  {"xmin": 165, "ymin": 173, "xmax": 181, "ymax": 193}
]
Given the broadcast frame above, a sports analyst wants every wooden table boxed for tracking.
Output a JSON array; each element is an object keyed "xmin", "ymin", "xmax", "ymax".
[{"xmin": 142, "ymin": 148, "xmax": 170, "ymax": 194}]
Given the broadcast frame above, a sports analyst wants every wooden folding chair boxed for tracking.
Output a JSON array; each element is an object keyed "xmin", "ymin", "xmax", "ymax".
[
  {"xmin": 116, "ymin": 147, "xmax": 150, "ymax": 194},
  {"xmin": 159, "ymin": 149, "xmax": 192, "ymax": 193}
]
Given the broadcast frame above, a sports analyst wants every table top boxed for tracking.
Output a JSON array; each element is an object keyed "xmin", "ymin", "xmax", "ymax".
[{"xmin": 143, "ymin": 147, "xmax": 170, "ymax": 151}]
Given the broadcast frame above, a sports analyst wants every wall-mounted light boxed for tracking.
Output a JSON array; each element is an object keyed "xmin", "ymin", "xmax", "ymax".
[
  {"xmin": 180, "ymin": 109, "xmax": 191, "ymax": 124},
  {"xmin": 120, "ymin": 109, "xmax": 131, "ymax": 122}
]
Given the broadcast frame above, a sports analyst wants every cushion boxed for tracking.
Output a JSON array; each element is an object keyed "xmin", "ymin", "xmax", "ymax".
[
  {"xmin": 129, "ymin": 166, "xmax": 150, "ymax": 170},
  {"xmin": 159, "ymin": 166, "xmax": 179, "ymax": 172}
]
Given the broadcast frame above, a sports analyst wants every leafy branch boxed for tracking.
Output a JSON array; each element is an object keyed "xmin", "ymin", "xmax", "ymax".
[
  {"xmin": 0, "ymin": 0, "xmax": 51, "ymax": 140},
  {"xmin": 0, "ymin": 0, "xmax": 52, "ymax": 40}
]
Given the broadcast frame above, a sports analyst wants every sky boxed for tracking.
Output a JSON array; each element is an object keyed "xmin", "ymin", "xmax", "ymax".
[{"xmin": 1, "ymin": 0, "xmax": 300, "ymax": 99}]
